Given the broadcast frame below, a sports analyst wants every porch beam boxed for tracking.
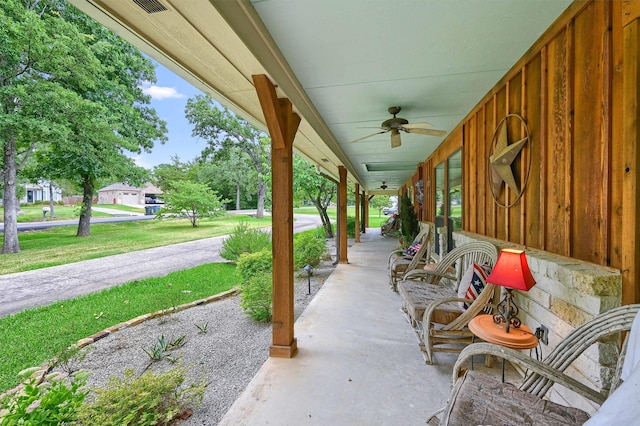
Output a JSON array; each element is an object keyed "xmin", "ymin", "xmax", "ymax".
[{"xmin": 252, "ymin": 74, "xmax": 301, "ymax": 357}]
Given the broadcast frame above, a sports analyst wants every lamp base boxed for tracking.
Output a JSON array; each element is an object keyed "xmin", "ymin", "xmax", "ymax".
[{"xmin": 493, "ymin": 288, "xmax": 521, "ymax": 333}]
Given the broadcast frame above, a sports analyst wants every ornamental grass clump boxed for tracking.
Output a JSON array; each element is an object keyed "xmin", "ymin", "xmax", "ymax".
[{"xmin": 220, "ymin": 222, "xmax": 271, "ymax": 261}]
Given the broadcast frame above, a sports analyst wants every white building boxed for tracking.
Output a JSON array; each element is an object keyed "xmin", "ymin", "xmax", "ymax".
[{"xmin": 20, "ymin": 181, "xmax": 63, "ymax": 204}]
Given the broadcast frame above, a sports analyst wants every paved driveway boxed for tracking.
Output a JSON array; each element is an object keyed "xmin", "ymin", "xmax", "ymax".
[{"xmin": 0, "ymin": 214, "xmax": 322, "ymax": 317}]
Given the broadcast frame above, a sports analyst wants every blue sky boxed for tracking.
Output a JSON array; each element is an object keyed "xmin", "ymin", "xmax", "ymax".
[{"xmin": 134, "ymin": 63, "xmax": 206, "ymax": 169}]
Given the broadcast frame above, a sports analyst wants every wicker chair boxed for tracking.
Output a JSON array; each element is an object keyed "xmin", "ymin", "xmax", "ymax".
[
  {"xmin": 428, "ymin": 304, "xmax": 640, "ymax": 425},
  {"xmin": 389, "ymin": 227, "xmax": 434, "ymax": 292},
  {"xmin": 398, "ymin": 241, "xmax": 498, "ymax": 363},
  {"xmin": 387, "ymin": 222, "xmax": 433, "ymax": 270},
  {"xmin": 380, "ymin": 214, "xmax": 399, "ymax": 237}
]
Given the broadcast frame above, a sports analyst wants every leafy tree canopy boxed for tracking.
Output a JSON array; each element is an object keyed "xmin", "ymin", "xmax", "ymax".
[
  {"xmin": 185, "ymin": 95, "xmax": 270, "ymax": 218},
  {"xmin": 161, "ymin": 180, "xmax": 229, "ymax": 227}
]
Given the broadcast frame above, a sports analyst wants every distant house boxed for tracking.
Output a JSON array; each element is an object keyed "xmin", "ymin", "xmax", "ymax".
[
  {"xmin": 20, "ymin": 181, "xmax": 62, "ymax": 204},
  {"xmin": 97, "ymin": 183, "xmax": 163, "ymax": 206}
]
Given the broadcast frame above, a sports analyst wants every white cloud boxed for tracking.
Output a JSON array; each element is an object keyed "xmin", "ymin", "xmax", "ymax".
[{"xmin": 140, "ymin": 82, "xmax": 186, "ymax": 100}]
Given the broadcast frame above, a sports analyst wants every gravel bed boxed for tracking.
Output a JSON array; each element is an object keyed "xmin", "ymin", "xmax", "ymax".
[{"xmin": 58, "ymin": 257, "xmax": 336, "ymax": 425}]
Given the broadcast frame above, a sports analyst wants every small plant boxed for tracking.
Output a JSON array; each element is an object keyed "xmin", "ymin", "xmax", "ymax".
[
  {"xmin": 50, "ymin": 344, "xmax": 89, "ymax": 375},
  {"xmin": 169, "ymin": 335, "xmax": 186, "ymax": 350},
  {"xmin": 74, "ymin": 365, "xmax": 205, "ymax": 426},
  {"xmin": 220, "ymin": 221, "xmax": 271, "ymax": 261},
  {"xmin": 0, "ymin": 371, "xmax": 89, "ymax": 425},
  {"xmin": 144, "ymin": 335, "xmax": 169, "ymax": 361},
  {"xmin": 143, "ymin": 335, "xmax": 186, "ymax": 364},
  {"xmin": 195, "ymin": 321, "xmax": 209, "ymax": 333}
]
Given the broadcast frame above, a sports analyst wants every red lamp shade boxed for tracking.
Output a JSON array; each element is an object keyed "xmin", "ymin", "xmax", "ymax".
[{"xmin": 487, "ymin": 248, "xmax": 536, "ymax": 291}]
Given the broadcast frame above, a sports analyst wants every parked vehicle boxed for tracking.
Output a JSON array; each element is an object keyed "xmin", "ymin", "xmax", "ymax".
[{"xmin": 383, "ymin": 206, "xmax": 397, "ymax": 215}]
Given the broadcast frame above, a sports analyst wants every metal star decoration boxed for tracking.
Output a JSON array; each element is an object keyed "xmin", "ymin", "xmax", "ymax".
[{"xmin": 489, "ymin": 120, "xmax": 528, "ymax": 197}]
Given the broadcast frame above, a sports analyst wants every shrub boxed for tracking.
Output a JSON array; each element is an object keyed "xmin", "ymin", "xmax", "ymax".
[
  {"xmin": 0, "ymin": 371, "xmax": 89, "ymax": 425},
  {"xmin": 294, "ymin": 232, "xmax": 327, "ymax": 269},
  {"xmin": 239, "ymin": 271, "xmax": 272, "ymax": 322},
  {"xmin": 220, "ymin": 222, "xmax": 271, "ymax": 261},
  {"xmin": 237, "ymin": 250, "xmax": 273, "ymax": 322},
  {"xmin": 399, "ymin": 191, "xmax": 419, "ymax": 243},
  {"xmin": 236, "ymin": 249, "xmax": 272, "ymax": 282},
  {"xmin": 74, "ymin": 365, "xmax": 204, "ymax": 426},
  {"xmin": 346, "ymin": 216, "xmax": 356, "ymax": 237}
]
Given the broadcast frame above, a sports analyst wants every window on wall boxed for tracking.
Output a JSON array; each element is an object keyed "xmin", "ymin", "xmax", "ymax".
[
  {"xmin": 434, "ymin": 162, "xmax": 445, "ymax": 253},
  {"xmin": 448, "ymin": 150, "xmax": 462, "ymax": 231},
  {"xmin": 433, "ymin": 149, "xmax": 463, "ymax": 253}
]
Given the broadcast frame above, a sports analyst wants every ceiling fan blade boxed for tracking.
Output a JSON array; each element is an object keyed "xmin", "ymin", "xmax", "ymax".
[
  {"xmin": 402, "ymin": 122, "xmax": 434, "ymax": 129},
  {"xmin": 405, "ymin": 127, "xmax": 447, "ymax": 137},
  {"xmin": 350, "ymin": 129, "xmax": 388, "ymax": 143},
  {"xmin": 390, "ymin": 129, "xmax": 401, "ymax": 148}
]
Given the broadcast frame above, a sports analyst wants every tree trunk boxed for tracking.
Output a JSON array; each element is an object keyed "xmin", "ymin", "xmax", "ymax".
[
  {"xmin": 76, "ymin": 177, "xmax": 94, "ymax": 237},
  {"xmin": 314, "ymin": 203, "xmax": 333, "ymax": 238},
  {"xmin": 236, "ymin": 182, "xmax": 241, "ymax": 210},
  {"xmin": 49, "ymin": 182, "xmax": 55, "ymax": 218},
  {"xmin": 2, "ymin": 134, "xmax": 21, "ymax": 254},
  {"xmin": 256, "ymin": 177, "xmax": 267, "ymax": 219}
]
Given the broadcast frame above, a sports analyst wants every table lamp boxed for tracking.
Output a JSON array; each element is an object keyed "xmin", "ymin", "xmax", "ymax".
[{"xmin": 486, "ymin": 248, "xmax": 536, "ymax": 332}]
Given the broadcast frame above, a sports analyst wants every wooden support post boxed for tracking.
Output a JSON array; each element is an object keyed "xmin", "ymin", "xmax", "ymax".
[
  {"xmin": 338, "ymin": 166, "xmax": 348, "ymax": 263},
  {"xmin": 252, "ymin": 74, "xmax": 301, "ymax": 357},
  {"xmin": 361, "ymin": 190, "xmax": 367, "ymax": 233},
  {"xmin": 355, "ymin": 183, "xmax": 361, "ymax": 243},
  {"xmin": 622, "ymin": 20, "xmax": 640, "ymax": 304},
  {"xmin": 366, "ymin": 194, "xmax": 373, "ymax": 229}
]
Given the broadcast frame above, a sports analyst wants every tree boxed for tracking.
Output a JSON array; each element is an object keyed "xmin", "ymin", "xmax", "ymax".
[
  {"xmin": 196, "ymin": 144, "xmax": 257, "ymax": 211},
  {"xmin": 1, "ymin": 0, "xmax": 103, "ymax": 253},
  {"xmin": 185, "ymin": 96, "xmax": 270, "ymax": 218},
  {"xmin": 293, "ymin": 156, "xmax": 336, "ymax": 238},
  {"xmin": 48, "ymin": 4, "xmax": 167, "ymax": 237},
  {"xmin": 370, "ymin": 195, "xmax": 391, "ymax": 217},
  {"xmin": 161, "ymin": 180, "xmax": 229, "ymax": 227},
  {"xmin": 153, "ymin": 156, "xmax": 194, "ymax": 193},
  {"xmin": 1, "ymin": 1, "xmax": 167, "ymax": 250}
]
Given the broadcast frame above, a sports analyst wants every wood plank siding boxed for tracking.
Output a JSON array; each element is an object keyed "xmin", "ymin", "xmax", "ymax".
[{"xmin": 420, "ymin": 1, "xmax": 640, "ymax": 304}]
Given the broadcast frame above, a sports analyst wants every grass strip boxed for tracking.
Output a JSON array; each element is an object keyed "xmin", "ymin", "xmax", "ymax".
[{"xmin": 0, "ymin": 262, "xmax": 241, "ymax": 393}]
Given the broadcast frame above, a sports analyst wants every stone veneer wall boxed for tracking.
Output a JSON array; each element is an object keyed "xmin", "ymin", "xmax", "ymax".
[{"xmin": 453, "ymin": 231, "xmax": 622, "ymax": 415}]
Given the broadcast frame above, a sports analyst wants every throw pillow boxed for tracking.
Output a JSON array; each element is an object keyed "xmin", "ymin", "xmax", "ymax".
[
  {"xmin": 457, "ymin": 263, "xmax": 492, "ymax": 310},
  {"xmin": 402, "ymin": 243, "xmax": 421, "ymax": 257}
]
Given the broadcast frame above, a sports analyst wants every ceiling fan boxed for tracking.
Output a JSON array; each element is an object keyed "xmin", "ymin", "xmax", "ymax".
[
  {"xmin": 351, "ymin": 106, "xmax": 446, "ymax": 148},
  {"xmin": 380, "ymin": 182, "xmax": 388, "ymax": 190}
]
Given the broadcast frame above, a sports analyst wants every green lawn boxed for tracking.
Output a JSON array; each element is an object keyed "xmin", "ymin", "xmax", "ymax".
[
  {"xmin": 0, "ymin": 216, "xmax": 271, "ymax": 275},
  {"xmin": 294, "ymin": 206, "xmax": 388, "ymax": 228},
  {"xmin": 1, "ymin": 205, "xmax": 112, "ymax": 222}
]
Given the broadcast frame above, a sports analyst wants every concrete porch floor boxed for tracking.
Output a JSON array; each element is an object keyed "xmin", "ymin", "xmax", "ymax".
[{"xmin": 219, "ymin": 229, "xmax": 461, "ymax": 426}]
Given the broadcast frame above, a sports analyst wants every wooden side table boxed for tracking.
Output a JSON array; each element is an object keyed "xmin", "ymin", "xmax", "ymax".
[{"xmin": 468, "ymin": 314, "xmax": 539, "ymax": 382}]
